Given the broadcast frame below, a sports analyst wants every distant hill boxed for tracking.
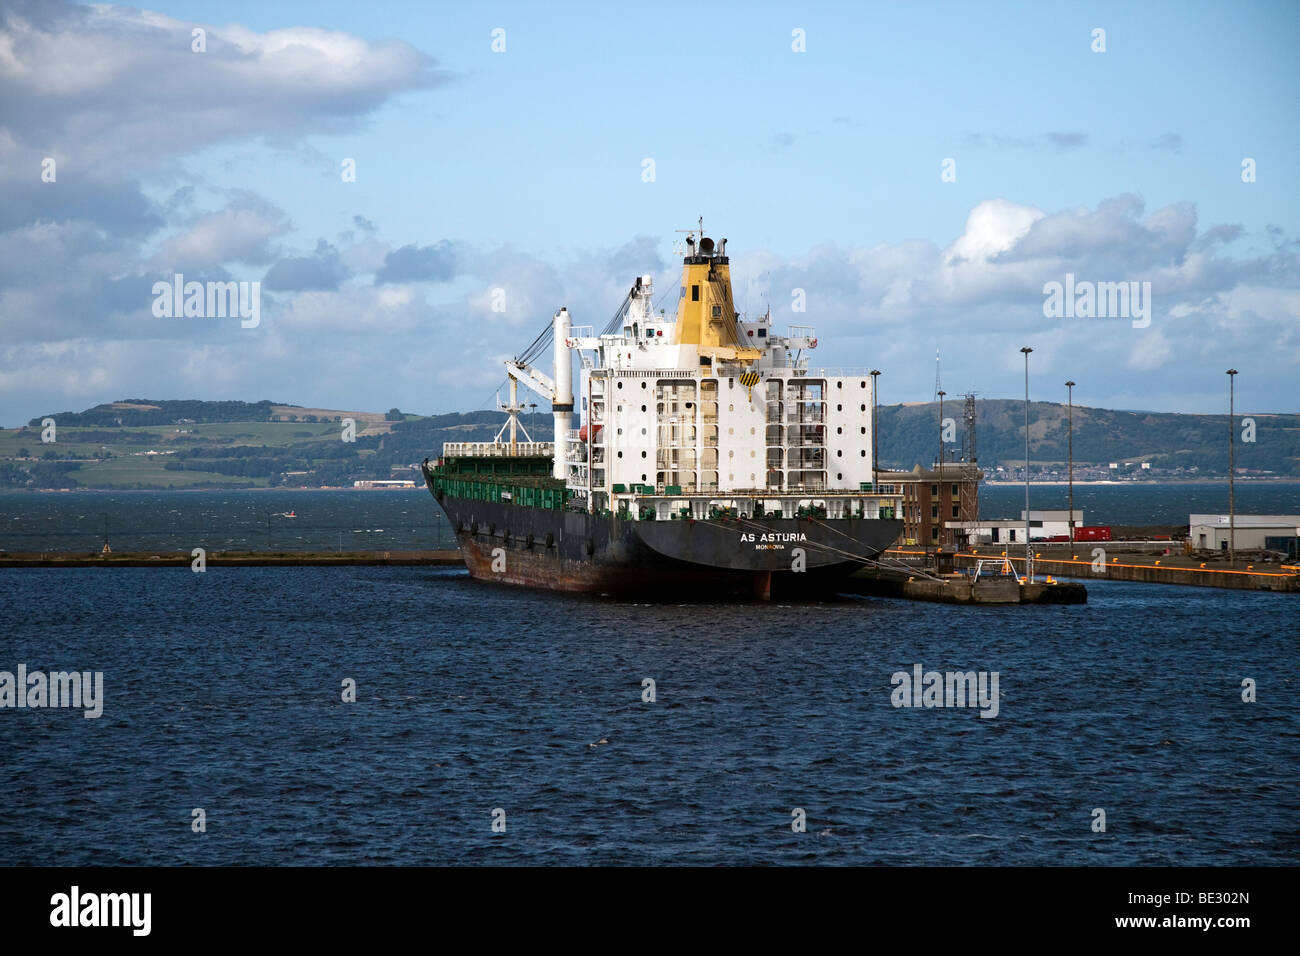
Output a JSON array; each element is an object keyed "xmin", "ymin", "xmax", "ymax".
[
  {"xmin": 3, "ymin": 397, "xmax": 1297, "ymax": 490},
  {"xmin": 2, "ymin": 401, "xmax": 512, "ymax": 490},
  {"xmin": 27, "ymin": 399, "xmax": 280, "ymax": 428},
  {"xmin": 877, "ymin": 400, "xmax": 1300, "ymax": 478}
]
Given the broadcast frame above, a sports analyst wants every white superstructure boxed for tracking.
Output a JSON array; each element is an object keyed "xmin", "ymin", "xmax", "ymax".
[{"xmin": 489, "ymin": 224, "xmax": 895, "ymax": 522}]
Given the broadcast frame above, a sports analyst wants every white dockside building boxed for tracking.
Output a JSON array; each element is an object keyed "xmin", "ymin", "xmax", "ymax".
[{"xmin": 1188, "ymin": 514, "xmax": 1300, "ymax": 554}]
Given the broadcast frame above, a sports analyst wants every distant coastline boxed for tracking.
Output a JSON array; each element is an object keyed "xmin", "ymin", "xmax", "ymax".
[
  {"xmin": 982, "ymin": 478, "xmax": 1299, "ymax": 486},
  {"xmin": 8, "ymin": 485, "xmax": 423, "ymax": 493},
  {"xmin": 7, "ymin": 398, "xmax": 1299, "ymax": 493},
  {"xmin": 6, "ymin": 477, "xmax": 1300, "ymax": 493}
]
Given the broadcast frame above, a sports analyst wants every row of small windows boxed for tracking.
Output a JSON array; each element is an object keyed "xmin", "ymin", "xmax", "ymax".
[
  {"xmin": 910, "ymin": 504, "xmax": 960, "ymax": 518},
  {"xmin": 927, "ymin": 484, "xmax": 962, "ymax": 496},
  {"xmin": 615, "ymin": 378, "xmax": 870, "ymax": 392},
  {"xmin": 619, "ymin": 400, "xmax": 867, "ymax": 416}
]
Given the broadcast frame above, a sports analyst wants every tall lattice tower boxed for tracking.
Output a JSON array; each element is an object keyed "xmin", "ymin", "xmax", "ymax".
[{"xmin": 963, "ymin": 393, "xmax": 977, "ymax": 475}]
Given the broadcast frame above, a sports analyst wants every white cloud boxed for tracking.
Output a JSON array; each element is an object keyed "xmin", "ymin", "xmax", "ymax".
[
  {"xmin": 5, "ymin": 193, "xmax": 1297, "ymax": 422},
  {"xmin": 0, "ymin": 1, "xmax": 447, "ymax": 175},
  {"xmin": 151, "ymin": 207, "xmax": 289, "ymax": 269},
  {"xmin": 944, "ymin": 199, "xmax": 1045, "ymax": 265}
]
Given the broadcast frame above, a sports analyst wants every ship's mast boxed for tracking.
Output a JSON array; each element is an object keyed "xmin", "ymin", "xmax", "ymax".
[
  {"xmin": 675, "ymin": 216, "xmax": 704, "ymax": 242},
  {"xmin": 493, "ymin": 374, "xmax": 535, "ymax": 448}
]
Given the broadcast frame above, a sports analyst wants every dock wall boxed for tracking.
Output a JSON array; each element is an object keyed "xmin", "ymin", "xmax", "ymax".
[{"xmin": 883, "ymin": 549, "xmax": 1299, "ymax": 592}]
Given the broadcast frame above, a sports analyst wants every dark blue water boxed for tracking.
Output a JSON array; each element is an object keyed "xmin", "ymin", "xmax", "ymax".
[
  {"xmin": 980, "ymin": 481, "xmax": 1300, "ymax": 526},
  {"xmin": 0, "ymin": 490, "xmax": 456, "ymax": 552},
  {"xmin": 3, "ymin": 483, "xmax": 1297, "ymax": 554},
  {"xmin": 2, "ymin": 567, "xmax": 1295, "ymax": 865}
]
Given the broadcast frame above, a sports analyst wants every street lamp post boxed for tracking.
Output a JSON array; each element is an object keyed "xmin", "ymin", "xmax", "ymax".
[
  {"xmin": 937, "ymin": 388, "xmax": 946, "ymax": 551},
  {"xmin": 1227, "ymin": 368, "xmax": 1237, "ymax": 567},
  {"xmin": 1065, "ymin": 380, "xmax": 1075, "ymax": 557},
  {"xmin": 1021, "ymin": 347, "xmax": 1033, "ymax": 583}
]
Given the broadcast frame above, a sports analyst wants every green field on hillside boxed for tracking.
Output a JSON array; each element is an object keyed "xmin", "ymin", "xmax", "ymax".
[
  {"xmin": 6, "ymin": 397, "xmax": 1299, "ymax": 490},
  {"xmin": 0, "ymin": 420, "xmax": 360, "ymax": 488},
  {"xmin": 80, "ymin": 457, "xmax": 263, "ymax": 486}
]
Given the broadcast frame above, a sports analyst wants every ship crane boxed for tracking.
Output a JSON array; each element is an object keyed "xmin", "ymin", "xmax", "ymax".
[
  {"xmin": 502, "ymin": 273, "xmax": 657, "ymax": 468},
  {"xmin": 499, "ymin": 307, "xmax": 574, "ymax": 479},
  {"xmin": 503, "ymin": 359, "xmax": 556, "ymax": 403}
]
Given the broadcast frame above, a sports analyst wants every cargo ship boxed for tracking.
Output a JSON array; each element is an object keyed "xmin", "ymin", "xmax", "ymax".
[{"xmin": 421, "ymin": 222, "xmax": 903, "ymax": 599}]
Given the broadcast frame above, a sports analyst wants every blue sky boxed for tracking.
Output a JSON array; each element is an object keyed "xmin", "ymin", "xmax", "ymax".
[
  {"xmin": 157, "ymin": 0, "xmax": 1299, "ymax": 255},
  {"xmin": 1, "ymin": 0, "xmax": 1297, "ymax": 424}
]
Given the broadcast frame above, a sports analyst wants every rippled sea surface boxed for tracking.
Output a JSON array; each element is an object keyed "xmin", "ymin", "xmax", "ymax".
[
  {"xmin": 3, "ymin": 482, "xmax": 1299, "ymax": 553},
  {"xmin": 3, "ymin": 567, "xmax": 1296, "ymax": 865},
  {"xmin": 0, "ymin": 489, "xmax": 456, "ymax": 552}
]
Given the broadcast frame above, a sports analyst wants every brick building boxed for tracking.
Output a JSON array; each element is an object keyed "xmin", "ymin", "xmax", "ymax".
[{"xmin": 876, "ymin": 463, "xmax": 982, "ymax": 549}]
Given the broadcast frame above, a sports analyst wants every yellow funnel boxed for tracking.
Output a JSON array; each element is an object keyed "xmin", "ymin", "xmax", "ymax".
[{"xmin": 673, "ymin": 238, "xmax": 761, "ymax": 362}]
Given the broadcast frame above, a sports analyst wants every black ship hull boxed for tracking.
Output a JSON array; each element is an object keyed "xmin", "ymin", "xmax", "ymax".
[{"xmin": 425, "ymin": 486, "xmax": 902, "ymax": 600}]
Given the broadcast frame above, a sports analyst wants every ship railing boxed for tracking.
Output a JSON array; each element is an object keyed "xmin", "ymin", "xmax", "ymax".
[
  {"xmin": 600, "ymin": 369, "xmax": 696, "ymax": 379},
  {"xmin": 785, "ymin": 368, "xmax": 875, "ymax": 378},
  {"xmin": 442, "ymin": 441, "xmax": 554, "ymax": 457},
  {"xmin": 611, "ymin": 484, "xmax": 904, "ymax": 499}
]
